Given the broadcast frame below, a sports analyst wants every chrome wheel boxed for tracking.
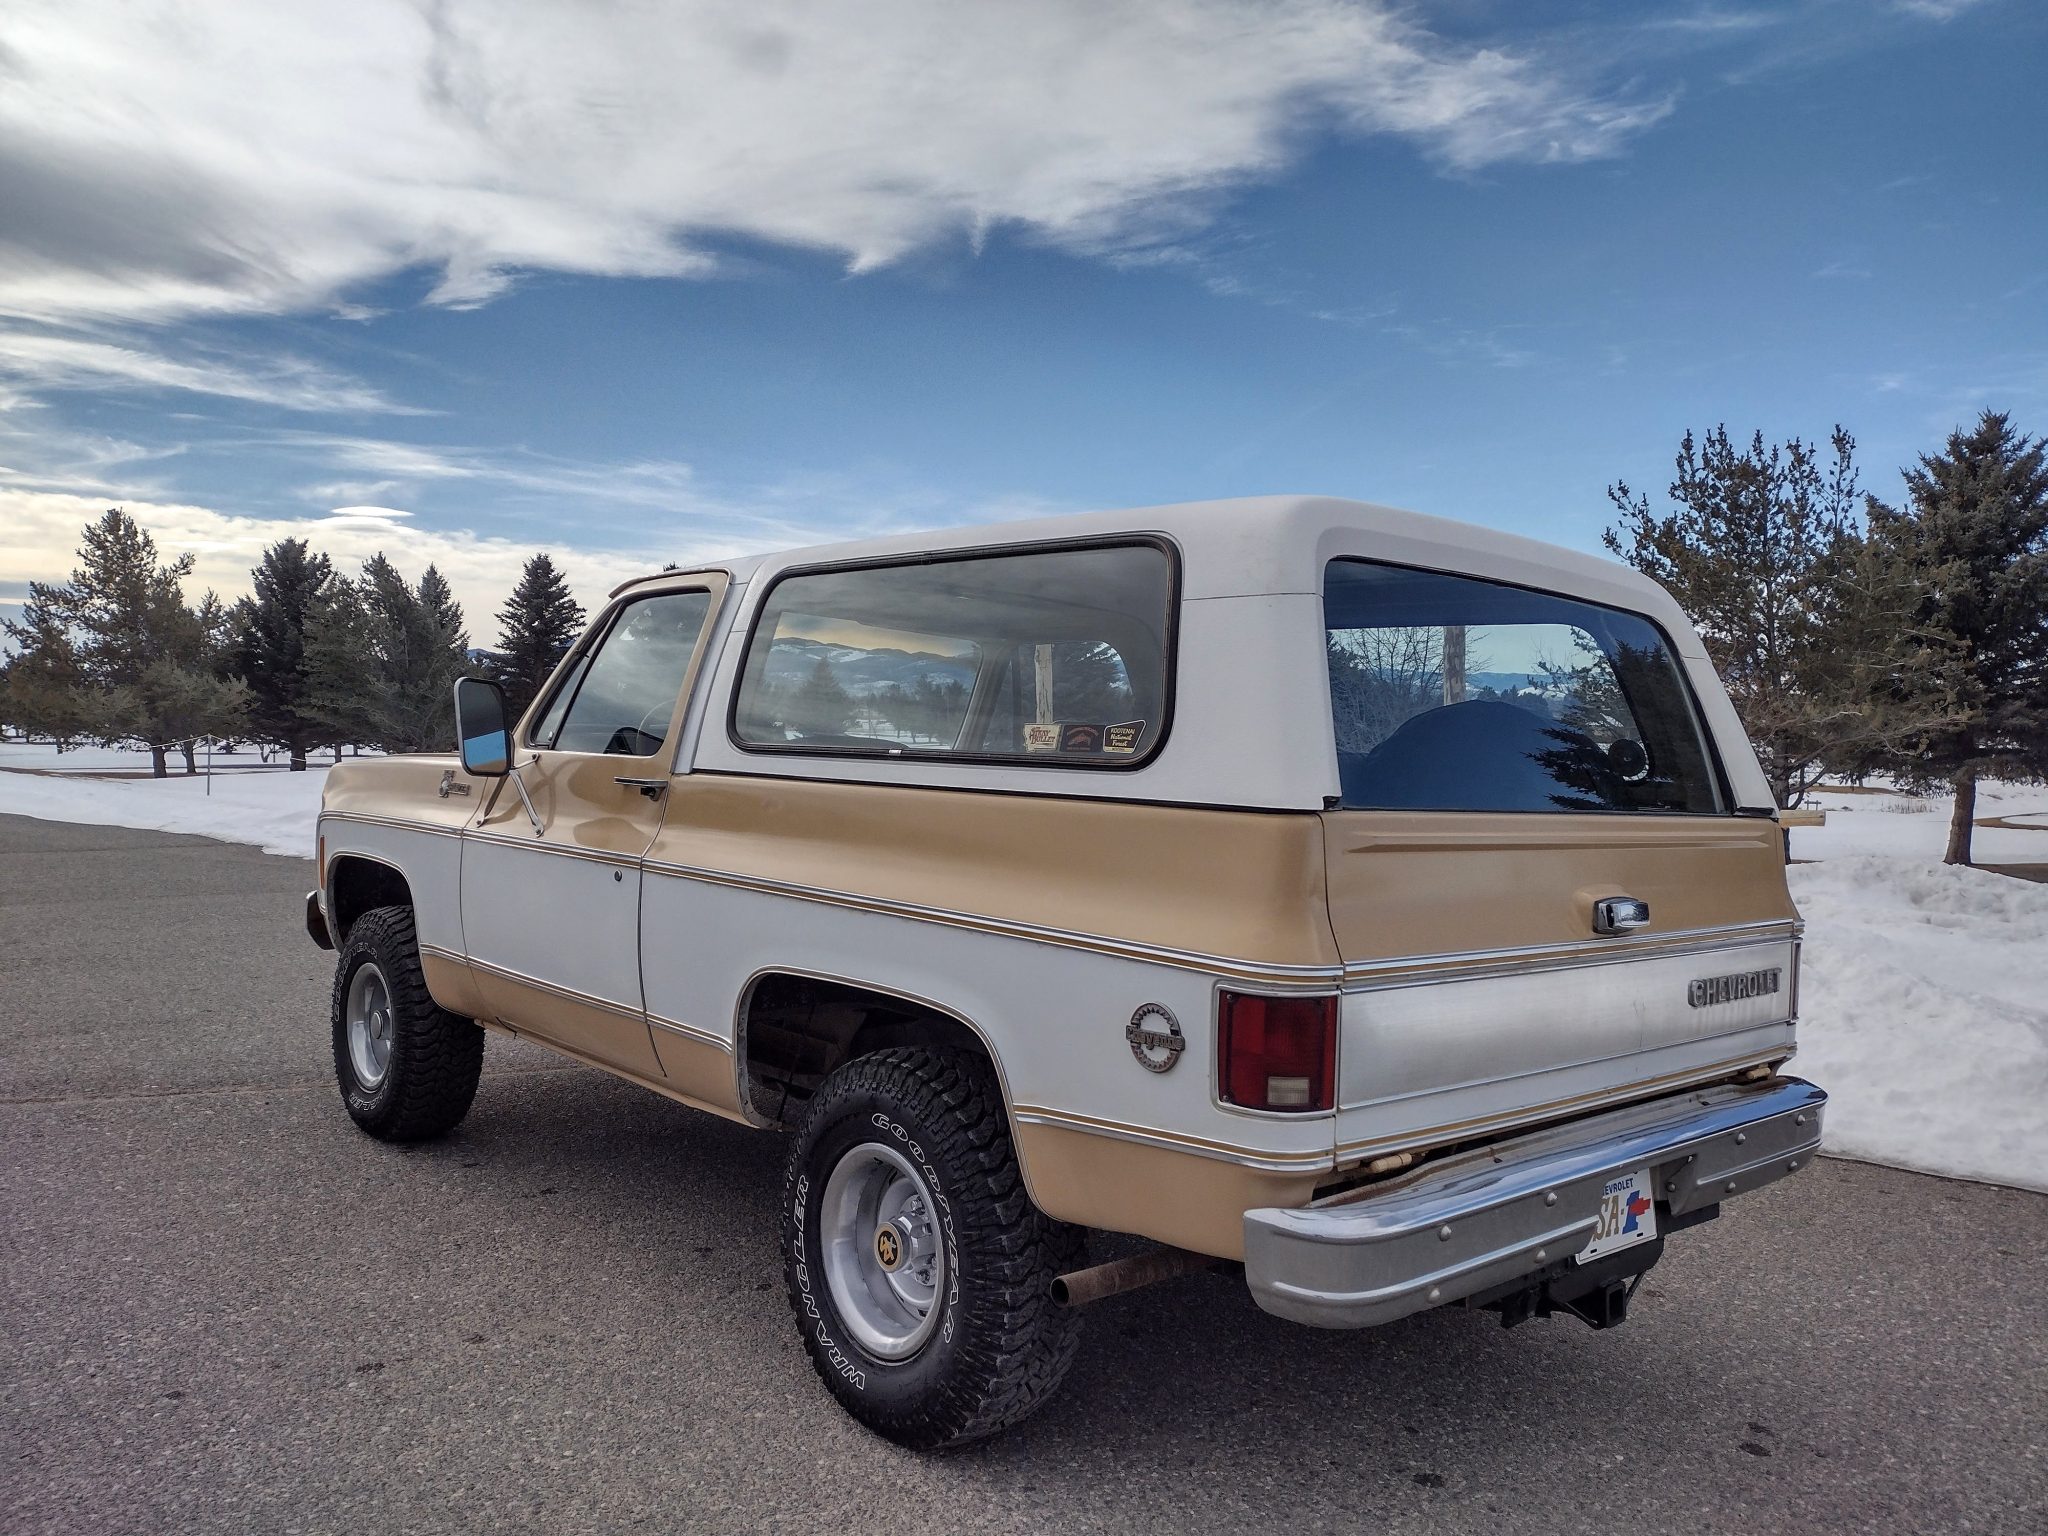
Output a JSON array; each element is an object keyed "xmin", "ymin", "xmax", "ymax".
[
  {"xmin": 345, "ymin": 961, "xmax": 395, "ymax": 1089},
  {"xmin": 820, "ymin": 1141, "xmax": 946, "ymax": 1361}
]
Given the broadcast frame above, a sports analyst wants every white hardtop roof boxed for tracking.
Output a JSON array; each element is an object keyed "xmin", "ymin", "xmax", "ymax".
[{"xmin": 635, "ymin": 495, "xmax": 1690, "ymax": 636}]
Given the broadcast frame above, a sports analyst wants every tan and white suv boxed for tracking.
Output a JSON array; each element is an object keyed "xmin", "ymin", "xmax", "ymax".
[{"xmin": 307, "ymin": 496, "xmax": 1825, "ymax": 1448}]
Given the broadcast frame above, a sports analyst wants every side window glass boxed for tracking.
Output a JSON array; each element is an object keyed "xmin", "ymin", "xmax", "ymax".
[
  {"xmin": 732, "ymin": 542, "xmax": 1174, "ymax": 767},
  {"xmin": 971, "ymin": 642, "xmax": 1138, "ymax": 755},
  {"xmin": 539, "ymin": 589, "xmax": 713, "ymax": 756}
]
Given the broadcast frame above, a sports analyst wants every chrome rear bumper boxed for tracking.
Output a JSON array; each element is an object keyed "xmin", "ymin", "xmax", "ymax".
[{"xmin": 1243, "ymin": 1075, "xmax": 1825, "ymax": 1329}]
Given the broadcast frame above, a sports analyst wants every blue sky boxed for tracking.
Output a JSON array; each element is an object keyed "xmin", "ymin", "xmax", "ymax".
[{"xmin": 2, "ymin": 0, "xmax": 2043, "ymax": 645}]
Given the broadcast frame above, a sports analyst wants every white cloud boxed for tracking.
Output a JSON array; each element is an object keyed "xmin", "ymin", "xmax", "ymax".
[
  {"xmin": 0, "ymin": 0, "xmax": 1670, "ymax": 326},
  {"xmin": 0, "ymin": 329, "xmax": 411, "ymax": 412}
]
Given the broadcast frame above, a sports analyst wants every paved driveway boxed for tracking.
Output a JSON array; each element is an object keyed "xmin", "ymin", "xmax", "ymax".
[{"xmin": 3, "ymin": 813, "xmax": 2043, "ymax": 1535}]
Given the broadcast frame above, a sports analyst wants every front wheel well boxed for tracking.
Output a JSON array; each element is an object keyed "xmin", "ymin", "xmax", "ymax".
[
  {"xmin": 327, "ymin": 855, "xmax": 413, "ymax": 944},
  {"xmin": 738, "ymin": 971, "xmax": 1000, "ymax": 1128}
]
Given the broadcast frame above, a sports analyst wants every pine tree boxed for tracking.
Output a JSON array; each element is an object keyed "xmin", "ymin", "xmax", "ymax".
[
  {"xmin": 1865, "ymin": 411, "xmax": 2048, "ymax": 865},
  {"xmin": 1605, "ymin": 426, "xmax": 1941, "ymax": 807},
  {"xmin": 788, "ymin": 656, "xmax": 853, "ymax": 737},
  {"xmin": 491, "ymin": 554, "xmax": 586, "ymax": 724},
  {"xmin": 303, "ymin": 577, "xmax": 386, "ymax": 750},
  {"xmin": 305, "ymin": 556, "xmax": 473, "ymax": 754},
  {"xmin": 233, "ymin": 538, "xmax": 333, "ymax": 770},
  {"xmin": 0, "ymin": 589, "xmax": 95, "ymax": 746},
  {"xmin": 4, "ymin": 509, "xmax": 246, "ymax": 776}
]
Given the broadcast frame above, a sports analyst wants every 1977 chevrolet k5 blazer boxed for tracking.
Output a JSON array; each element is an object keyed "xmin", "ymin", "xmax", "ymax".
[{"xmin": 307, "ymin": 496, "xmax": 1826, "ymax": 1447}]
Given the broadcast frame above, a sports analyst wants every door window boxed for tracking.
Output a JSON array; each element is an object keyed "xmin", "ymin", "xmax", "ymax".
[{"xmin": 533, "ymin": 588, "xmax": 714, "ymax": 756}]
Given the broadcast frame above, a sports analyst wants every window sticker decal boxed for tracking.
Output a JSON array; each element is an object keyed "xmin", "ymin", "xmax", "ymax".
[{"xmin": 1103, "ymin": 720, "xmax": 1146, "ymax": 754}]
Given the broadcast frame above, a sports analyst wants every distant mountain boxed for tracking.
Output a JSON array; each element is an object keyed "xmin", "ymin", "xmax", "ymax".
[
  {"xmin": 763, "ymin": 637, "xmax": 977, "ymax": 695},
  {"xmin": 1468, "ymin": 670, "xmax": 1545, "ymax": 694}
]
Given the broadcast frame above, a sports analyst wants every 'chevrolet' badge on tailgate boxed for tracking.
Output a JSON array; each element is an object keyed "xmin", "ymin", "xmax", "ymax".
[{"xmin": 1687, "ymin": 968, "xmax": 1782, "ymax": 1008}]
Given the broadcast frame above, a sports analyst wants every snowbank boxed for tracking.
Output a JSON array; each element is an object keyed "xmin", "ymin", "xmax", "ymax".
[
  {"xmin": 0, "ymin": 746, "xmax": 326, "ymax": 858},
  {"xmin": 1790, "ymin": 779, "xmax": 2048, "ymax": 864},
  {"xmin": 1789, "ymin": 857, "xmax": 2048, "ymax": 1192}
]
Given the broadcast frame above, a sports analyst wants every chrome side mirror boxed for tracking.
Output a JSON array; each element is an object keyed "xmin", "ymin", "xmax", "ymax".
[{"xmin": 454, "ymin": 676, "xmax": 511, "ymax": 777}]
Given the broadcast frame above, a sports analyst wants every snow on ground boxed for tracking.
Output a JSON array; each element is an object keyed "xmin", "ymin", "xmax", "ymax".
[
  {"xmin": 4, "ymin": 741, "xmax": 2045, "ymax": 1191},
  {"xmin": 1790, "ymin": 778, "xmax": 2048, "ymax": 864},
  {"xmin": 0, "ymin": 741, "xmax": 328, "ymax": 858},
  {"xmin": 1789, "ymin": 857, "xmax": 2048, "ymax": 1192}
]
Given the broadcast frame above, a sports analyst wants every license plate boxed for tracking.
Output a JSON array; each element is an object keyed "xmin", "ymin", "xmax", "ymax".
[{"xmin": 1577, "ymin": 1167, "xmax": 1658, "ymax": 1263}]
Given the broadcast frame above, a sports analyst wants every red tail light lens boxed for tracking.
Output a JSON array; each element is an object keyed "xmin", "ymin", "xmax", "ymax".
[{"xmin": 1218, "ymin": 992, "xmax": 1337, "ymax": 1112}]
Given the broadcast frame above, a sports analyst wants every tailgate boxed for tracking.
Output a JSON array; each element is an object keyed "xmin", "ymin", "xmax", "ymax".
[{"xmin": 1321, "ymin": 811, "xmax": 1799, "ymax": 1164}]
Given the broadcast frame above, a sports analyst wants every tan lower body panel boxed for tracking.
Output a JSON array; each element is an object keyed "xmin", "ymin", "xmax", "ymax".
[
  {"xmin": 468, "ymin": 968, "xmax": 667, "ymax": 1082},
  {"xmin": 648, "ymin": 1023, "xmax": 747, "ymax": 1114},
  {"xmin": 419, "ymin": 947, "xmax": 491, "ymax": 1021},
  {"xmin": 474, "ymin": 1016, "xmax": 751, "ymax": 1125},
  {"xmin": 1014, "ymin": 1122, "xmax": 1323, "ymax": 1261}
]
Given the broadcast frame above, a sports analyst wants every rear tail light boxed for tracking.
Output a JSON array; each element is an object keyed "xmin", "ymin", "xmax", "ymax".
[{"xmin": 1218, "ymin": 991, "xmax": 1338, "ymax": 1112}]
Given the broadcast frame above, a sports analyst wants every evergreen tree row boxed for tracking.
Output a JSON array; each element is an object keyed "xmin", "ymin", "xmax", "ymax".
[
  {"xmin": 0, "ymin": 517, "xmax": 587, "ymax": 778},
  {"xmin": 1605, "ymin": 409, "xmax": 2047, "ymax": 864},
  {"xmin": 4, "ymin": 410, "xmax": 2041, "ymax": 868}
]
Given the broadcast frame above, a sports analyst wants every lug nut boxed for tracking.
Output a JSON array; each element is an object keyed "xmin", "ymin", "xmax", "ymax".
[
  {"xmin": 1543, "ymin": 1191, "xmax": 1558, "ymax": 1207},
  {"xmin": 1437, "ymin": 1225, "xmax": 1453, "ymax": 1242},
  {"xmin": 1734, "ymin": 1132, "xmax": 1747, "ymax": 1145}
]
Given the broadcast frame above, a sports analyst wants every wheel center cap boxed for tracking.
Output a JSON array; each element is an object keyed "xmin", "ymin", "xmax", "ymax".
[{"xmin": 874, "ymin": 1225, "xmax": 904, "ymax": 1271}]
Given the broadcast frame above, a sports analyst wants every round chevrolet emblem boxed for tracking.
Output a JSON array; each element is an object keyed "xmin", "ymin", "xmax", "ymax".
[
  {"xmin": 1125, "ymin": 1002, "xmax": 1184, "ymax": 1074},
  {"xmin": 875, "ymin": 1226, "xmax": 904, "ymax": 1271}
]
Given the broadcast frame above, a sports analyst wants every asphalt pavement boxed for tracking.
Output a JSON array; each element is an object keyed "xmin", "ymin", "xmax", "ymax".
[{"xmin": 2, "ymin": 811, "xmax": 2044, "ymax": 1535}]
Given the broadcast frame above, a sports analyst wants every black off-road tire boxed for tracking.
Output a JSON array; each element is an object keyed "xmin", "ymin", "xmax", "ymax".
[
  {"xmin": 331, "ymin": 905, "xmax": 484, "ymax": 1141},
  {"xmin": 782, "ymin": 1047, "xmax": 1085, "ymax": 1449}
]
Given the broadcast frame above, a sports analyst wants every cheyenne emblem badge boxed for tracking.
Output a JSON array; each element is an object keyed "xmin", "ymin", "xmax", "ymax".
[{"xmin": 1125, "ymin": 1002, "xmax": 1184, "ymax": 1073}]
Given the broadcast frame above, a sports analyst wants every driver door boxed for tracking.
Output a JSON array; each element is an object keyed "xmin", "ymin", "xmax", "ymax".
[{"xmin": 460, "ymin": 575, "xmax": 726, "ymax": 1078}]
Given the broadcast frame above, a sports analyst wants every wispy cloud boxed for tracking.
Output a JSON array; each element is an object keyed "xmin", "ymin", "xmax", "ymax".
[
  {"xmin": 0, "ymin": 1, "xmax": 1673, "ymax": 327},
  {"xmin": 1891, "ymin": 0, "xmax": 1990, "ymax": 20},
  {"xmin": 0, "ymin": 330, "xmax": 413, "ymax": 412}
]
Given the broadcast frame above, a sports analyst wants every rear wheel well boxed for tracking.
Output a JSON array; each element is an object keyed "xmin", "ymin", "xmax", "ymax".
[
  {"xmin": 739, "ymin": 972, "xmax": 999, "ymax": 1127},
  {"xmin": 327, "ymin": 856, "xmax": 413, "ymax": 943}
]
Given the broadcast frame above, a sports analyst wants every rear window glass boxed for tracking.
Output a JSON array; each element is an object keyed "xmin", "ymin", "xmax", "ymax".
[
  {"xmin": 732, "ymin": 542, "xmax": 1173, "ymax": 767},
  {"xmin": 1324, "ymin": 560, "xmax": 1724, "ymax": 814}
]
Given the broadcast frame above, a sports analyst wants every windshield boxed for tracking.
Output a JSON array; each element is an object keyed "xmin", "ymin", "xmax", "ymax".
[{"xmin": 1324, "ymin": 559, "xmax": 1725, "ymax": 815}]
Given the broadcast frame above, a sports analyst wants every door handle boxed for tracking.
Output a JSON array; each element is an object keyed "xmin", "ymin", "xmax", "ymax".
[
  {"xmin": 614, "ymin": 776, "xmax": 669, "ymax": 800},
  {"xmin": 1592, "ymin": 896, "xmax": 1651, "ymax": 935}
]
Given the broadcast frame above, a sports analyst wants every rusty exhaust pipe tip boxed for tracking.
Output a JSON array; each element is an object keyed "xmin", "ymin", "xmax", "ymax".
[{"xmin": 1050, "ymin": 1245, "xmax": 1225, "ymax": 1308}]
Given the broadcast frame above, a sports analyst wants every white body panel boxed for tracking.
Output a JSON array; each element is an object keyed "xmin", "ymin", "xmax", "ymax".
[
  {"xmin": 320, "ymin": 813, "xmax": 466, "ymax": 959},
  {"xmin": 1336, "ymin": 937, "xmax": 1798, "ymax": 1156},
  {"xmin": 460, "ymin": 836, "xmax": 644, "ymax": 1007},
  {"xmin": 636, "ymin": 867, "xmax": 1334, "ymax": 1170}
]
